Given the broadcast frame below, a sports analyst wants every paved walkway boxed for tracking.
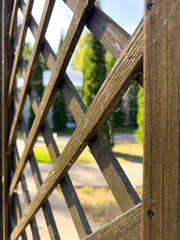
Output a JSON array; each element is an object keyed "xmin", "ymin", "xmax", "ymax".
[
  {"xmin": 17, "ymin": 133, "xmax": 136, "ymax": 147},
  {"xmin": 16, "ymin": 134, "xmax": 142, "ymax": 239}
]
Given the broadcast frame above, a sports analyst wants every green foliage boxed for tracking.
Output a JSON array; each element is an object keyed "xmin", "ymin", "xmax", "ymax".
[
  {"xmin": 106, "ymin": 51, "xmax": 125, "ymax": 128},
  {"xmin": 135, "ymin": 87, "xmax": 144, "ymax": 144},
  {"xmin": 83, "ymin": 32, "xmax": 115, "ymax": 148},
  {"xmin": 72, "ymin": 32, "xmax": 87, "ymax": 72},
  {"xmin": 84, "ymin": 186, "xmax": 94, "ymax": 194},
  {"xmin": 83, "ymin": 33, "xmax": 107, "ymax": 106},
  {"xmin": 23, "ymin": 43, "xmax": 32, "ymax": 62},
  {"xmin": 128, "ymin": 81, "xmax": 139, "ymax": 126},
  {"xmin": 113, "ymin": 100, "xmax": 125, "ymax": 128},
  {"xmin": 52, "ymin": 91, "xmax": 67, "ymax": 131},
  {"xmin": 106, "ymin": 51, "xmax": 115, "ymax": 72},
  {"xmin": 72, "ymin": 2, "xmax": 100, "ymax": 71},
  {"xmin": 34, "ymin": 151, "xmax": 51, "ymax": 163},
  {"xmin": 52, "ymin": 35, "xmax": 67, "ymax": 132},
  {"xmin": 28, "ymin": 53, "xmax": 45, "ymax": 129}
]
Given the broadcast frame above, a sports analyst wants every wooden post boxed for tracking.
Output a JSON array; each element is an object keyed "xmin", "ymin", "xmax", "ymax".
[
  {"xmin": 0, "ymin": 0, "xmax": 2, "ymax": 235},
  {"xmin": 142, "ymin": 0, "xmax": 180, "ymax": 239},
  {"xmin": 1, "ymin": 0, "xmax": 9, "ymax": 238}
]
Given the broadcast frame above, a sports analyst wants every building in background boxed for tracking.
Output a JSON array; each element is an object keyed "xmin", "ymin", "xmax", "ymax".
[
  {"xmin": 17, "ymin": 69, "xmax": 83, "ymax": 129},
  {"xmin": 17, "ymin": 69, "xmax": 131, "ymax": 130}
]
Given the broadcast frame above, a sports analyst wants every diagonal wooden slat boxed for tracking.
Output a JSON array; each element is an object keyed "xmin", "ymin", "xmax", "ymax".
[
  {"xmin": 1, "ymin": 0, "xmax": 9, "ymax": 238},
  {"xmin": 14, "ymin": 78, "xmax": 92, "ymax": 239},
  {"xmin": 9, "ymin": 214, "xmax": 16, "ymax": 237},
  {"xmin": 28, "ymin": 85, "xmax": 92, "ymax": 238},
  {"xmin": 14, "ymin": 91, "xmax": 61, "ymax": 240},
  {"xmin": 63, "ymin": 0, "xmax": 143, "ymax": 87},
  {"xmin": 10, "ymin": 170, "xmax": 28, "ymax": 240},
  {"xmin": 60, "ymin": 77, "xmax": 141, "ymax": 211},
  {"xmin": 14, "ymin": 145, "xmax": 41, "ymax": 240},
  {"xmin": 8, "ymin": 0, "xmax": 20, "ymax": 55},
  {"xmin": 84, "ymin": 204, "xmax": 141, "ymax": 240},
  {"xmin": 9, "ymin": 0, "xmax": 96, "ymax": 201},
  {"xmin": 20, "ymin": 40, "xmax": 140, "ymax": 213},
  {"xmin": 20, "ymin": 118, "xmax": 61, "ymax": 240},
  {"xmin": 8, "ymin": 0, "xmax": 55, "ymax": 154},
  {"xmin": 17, "ymin": 0, "xmax": 141, "ymax": 212},
  {"xmin": 10, "ymin": 20, "xmax": 143, "ymax": 239},
  {"xmin": 19, "ymin": 1, "xmax": 141, "ymax": 211},
  {"xmin": 8, "ymin": 0, "xmax": 34, "ymax": 108},
  {"xmin": 14, "ymin": 193, "xmax": 28, "ymax": 240},
  {"xmin": 63, "ymin": 0, "xmax": 130, "ymax": 58}
]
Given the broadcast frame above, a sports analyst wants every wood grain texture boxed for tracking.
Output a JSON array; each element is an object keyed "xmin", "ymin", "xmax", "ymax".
[
  {"xmin": 20, "ymin": 118, "xmax": 61, "ymax": 240},
  {"xmin": 18, "ymin": 59, "xmax": 92, "ymax": 238},
  {"xmin": 8, "ymin": 0, "xmax": 55, "ymax": 154},
  {"xmin": 63, "ymin": 0, "xmax": 130, "ymax": 57},
  {"xmin": 0, "ymin": 0, "xmax": 2, "ymax": 235},
  {"xmin": 1, "ymin": 0, "xmax": 9, "ymax": 238},
  {"xmin": 9, "ymin": 170, "xmax": 28, "ymax": 240},
  {"xmin": 8, "ymin": 0, "xmax": 19, "ymax": 55},
  {"xmin": 14, "ymin": 145, "xmax": 40, "ymax": 240},
  {"xmin": 20, "ymin": 0, "xmax": 142, "ymax": 88},
  {"xmin": 9, "ymin": 0, "xmax": 95, "ymax": 202},
  {"xmin": 142, "ymin": 1, "xmax": 180, "ymax": 239},
  {"xmin": 28, "ymin": 85, "xmax": 92, "ymax": 238},
  {"xmin": 13, "ymin": 92, "xmax": 61, "ymax": 240},
  {"xmin": 84, "ymin": 204, "xmax": 141, "ymax": 240},
  {"xmin": 10, "ymin": 20, "xmax": 143, "ymax": 240},
  {"xmin": 14, "ymin": 193, "xmax": 28, "ymax": 240},
  {"xmin": 63, "ymin": 0, "xmax": 143, "ymax": 87},
  {"xmin": 19, "ymin": 1, "xmax": 141, "ymax": 212},
  {"xmin": 60, "ymin": 72, "xmax": 141, "ymax": 212},
  {"xmin": 19, "ymin": 5, "xmax": 141, "ymax": 211},
  {"xmin": 8, "ymin": 0, "xmax": 34, "ymax": 108}
]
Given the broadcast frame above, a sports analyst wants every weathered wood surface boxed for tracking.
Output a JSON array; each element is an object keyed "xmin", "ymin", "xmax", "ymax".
[
  {"xmin": 14, "ymin": 145, "xmax": 41, "ymax": 240},
  {"xmin": 19, "ymin": 7, "xmax": 141, "ymax": 210},
  {"xmin": 8, "ymin": 0, "xmax": 55, "ymax": 154},
  {"xmin": 63, "ymin": 0, "xmax": 143, "ymax": 87},
  {"xmin": 14, "ymin": 91, "xmax": 61, "ymax": 240},
  {"xmin": 0, "ymin": 0, "xmax": 2, "ymax": 235},
  {"xmin": 1, "ymin": 0, "xmax": 9, "ymax": 239},
  {"xmin": 19, "ymin": 3, "xmax": 141, "ymax": 211},
  {"xmin": 9, "ymin": 0, "xmax": 95, "ymax": 201},
  {"xmin": 20, "ymin": 119, "xmax": 61, "ymax": 240},
  {"xmin": 9, "ymin": 170, "xmax": 28, "ymax": 240},
  {"xmin": 142, "ymin": 1, "xmax": 180, "ymax": 240},
  {"xmin": 28, "ymin": 85, "xmax": 92, "ymax": 238},
  {"xmin": 10, "ymin": 20, "xmax": 143, "ymax": 239},
  {"xmin": 63, "ymin": 0, "xmax": 130, "ymax": 58},
  {"xmin": 84, "ymin": 204, "xmax": 141, "ymax": 240},
  {"xmin": 60, "ymin": 71, "xmax": 141, "ymax": 212},
  {"xmin": 8, "ymin": 0, "xmax": 19, "ymax": 55},
  {"xmin": 8, "ymin": 0, "xmax": 34, "ymax": 108},
  {"xmin": 14, "ymin": 193, "xmax": 28, "ymax": 240}
]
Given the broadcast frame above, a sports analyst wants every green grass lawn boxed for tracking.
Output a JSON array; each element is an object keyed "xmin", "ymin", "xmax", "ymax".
[{"xmin": 34, "ymin": 142, "xmax": 143, "ymax": 164}]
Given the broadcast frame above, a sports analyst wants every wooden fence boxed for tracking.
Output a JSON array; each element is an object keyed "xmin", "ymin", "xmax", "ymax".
[{"xmin": 0, "ymin": 0, "xmax": 180, "ymax": 239}]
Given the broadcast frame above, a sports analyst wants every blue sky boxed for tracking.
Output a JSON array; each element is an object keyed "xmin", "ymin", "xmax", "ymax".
[{"xmin": 24, "ymin": 0, "xmax": 144, "ymax": 52}]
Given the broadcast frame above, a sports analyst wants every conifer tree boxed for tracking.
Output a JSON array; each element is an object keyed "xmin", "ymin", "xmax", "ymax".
[
  {"xmin": 52, "ymin": 34, "xmax": 67, "ymax": 132},
  {"xmin": 128, "ymin": 81, "xmax": 139, "ymax": 126},
  {"xmin": 28, "ymin": 45, "xmax": 45, "ymax": 129},
  {"xmin": 106, "ymin": 52, "xmax": 125, "ymax": 129},
  {"xmin": 83, "ymin": 0, "xmax": 114, "ymax": 148}
]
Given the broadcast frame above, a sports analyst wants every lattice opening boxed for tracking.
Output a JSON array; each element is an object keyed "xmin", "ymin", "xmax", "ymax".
[
  {"xmin": 5, "ymin": 0, "xmax": 143, "ymax": 239},
  {"xmin": 45, "ymin": 0, "xmax": 73, "ymax": 53}
]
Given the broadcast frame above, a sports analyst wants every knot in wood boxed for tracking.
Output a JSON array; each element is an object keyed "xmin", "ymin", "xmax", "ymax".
[{"xmin": 147, "ymin": 0, "xmax": 155, "ymax": 10}]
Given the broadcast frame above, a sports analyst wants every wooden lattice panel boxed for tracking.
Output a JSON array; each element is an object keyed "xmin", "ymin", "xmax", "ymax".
[{"xmin": 1, "ymin": 0, "xmax": 144, "ymax": 239}]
